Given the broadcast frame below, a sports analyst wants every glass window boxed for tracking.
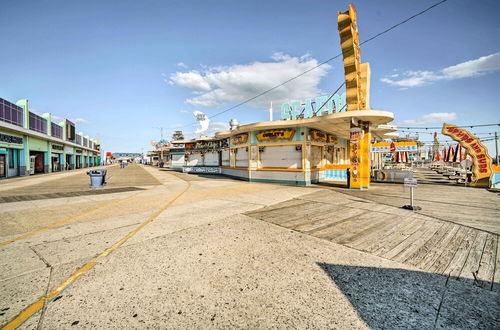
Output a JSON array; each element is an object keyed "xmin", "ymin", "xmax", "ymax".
[{"xmin": 8, "ymin": 149, "xmax": 15, "ymax": 168}]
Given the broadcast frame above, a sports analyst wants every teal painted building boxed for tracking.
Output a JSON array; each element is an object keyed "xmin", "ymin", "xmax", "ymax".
[{"xmin": 0, "ymin": 97, "xmax": 100, "ymax": 179}]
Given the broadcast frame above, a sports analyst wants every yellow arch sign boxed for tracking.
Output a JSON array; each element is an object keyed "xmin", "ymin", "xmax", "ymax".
[{"xmin": 441, "ymin": 123, "xmax": 492, "ymax": 187}]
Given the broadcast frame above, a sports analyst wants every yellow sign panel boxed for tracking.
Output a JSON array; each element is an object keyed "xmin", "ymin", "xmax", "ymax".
[
  {"xmin": 309, "ymin": 129, "xmax": 338, "ymax": 144},
  {"xmin": 337, "ymin": 4, "xmax": 370, "ymax": 110},
  {"xmin": 442, "ymin": 123, "xmax": 492, "ymax": 186},
  {"xmin": 231, "ymin": 133, "xmax": 249, "ymax": 145},
  {"xmin": 256, "ymin": 129, "xmax": 295, "ymax": 142}
]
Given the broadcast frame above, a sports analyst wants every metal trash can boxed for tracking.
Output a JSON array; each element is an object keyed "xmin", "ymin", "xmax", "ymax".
[{"xmin": 87, "ymin": 169, "xmax": 107, "ymax": 188}]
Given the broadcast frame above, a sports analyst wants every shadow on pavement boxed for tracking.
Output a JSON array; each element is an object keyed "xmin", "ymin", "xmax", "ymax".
[{"xmin": 317, "ymin": 263, "xmax": 499, "ymax": 329}]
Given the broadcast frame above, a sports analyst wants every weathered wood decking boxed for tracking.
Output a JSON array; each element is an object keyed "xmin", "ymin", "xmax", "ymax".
[{"xmin": 246, "ymin": 189, "xmax": 499, "ymax": 291}]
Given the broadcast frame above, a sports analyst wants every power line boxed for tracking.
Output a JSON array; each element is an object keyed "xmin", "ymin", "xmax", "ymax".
[
  {"xmin": 175, "ymin": 0, "xmax": 449, "ymax": 129},
  {"xmin": 398, "ymin": 123, "xmax": 500, "ymax": 129}
]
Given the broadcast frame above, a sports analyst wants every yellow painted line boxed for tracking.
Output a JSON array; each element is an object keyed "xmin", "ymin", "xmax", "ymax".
[
  {"xmin": 0, "ymin": 188, "xmax": 151, "ymax": 247},
  {"xmin": 1, "ymin": 179, "xmax": 191, "ymax": 330}
]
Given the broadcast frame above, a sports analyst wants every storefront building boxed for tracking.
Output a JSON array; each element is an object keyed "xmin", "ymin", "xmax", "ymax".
[{"xmin": 0, "ymin": 97, "xmax": 100, "ymax": 179}]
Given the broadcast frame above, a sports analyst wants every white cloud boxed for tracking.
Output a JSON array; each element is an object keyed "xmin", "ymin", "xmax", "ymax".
[
  {"xmin": 397, "ymin": 112, "xmax": 457, "ymax": 126},
  {"xmin": 168, "ymin": 52, "xmax": 331, "ymax": 108},
  {"xmin": 169, "ymin": 71, "xmax": 211, "ymax": 91},
  {"xmin": 177, "ymin": 62, "xmax": 188, "ymax": 68},
  {"xmin": 180, "ymin": 110, "xmax": 190, "ymax": 113},
  {"xmin": 381, "ymin": 52, "xmax": 500, "ymax": 88}
]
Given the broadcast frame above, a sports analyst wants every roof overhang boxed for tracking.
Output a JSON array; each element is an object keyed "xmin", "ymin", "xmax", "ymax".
[{"xmin": 215, "ymin": 110, "xmax": 394, "ymax": 140}]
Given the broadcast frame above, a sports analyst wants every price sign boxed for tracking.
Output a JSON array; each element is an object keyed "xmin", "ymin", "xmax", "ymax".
[{"xmin": 404, "ymin": 178, "xmax": 417, "ymax": 188}]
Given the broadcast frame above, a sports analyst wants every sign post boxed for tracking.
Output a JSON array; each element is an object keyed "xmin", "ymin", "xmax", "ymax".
[{"xmin": 402, "ymin": 178, "xmax": 421, "ymax": 211}]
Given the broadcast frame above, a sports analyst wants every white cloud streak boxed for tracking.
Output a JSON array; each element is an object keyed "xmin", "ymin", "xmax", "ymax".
[
  {"xmin": 397, "ymin": 112, "xmax": 457, "ymax": 126},
  {"xmin": 381, "ymin": 52, "xmax": 500, "ymax": 88},
  {"xmin": 168, "ymin": 52, "xmax": 331, "ymax": 108},
  {"xmin": 177, "ymin": 62, "xmax": 188, "ymax": 68}
]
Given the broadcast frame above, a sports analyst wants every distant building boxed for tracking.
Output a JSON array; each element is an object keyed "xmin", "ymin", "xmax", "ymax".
[
  {"xmin": 112, "ymin": 153, "xmax": 142, "ymax": 158},
  {"xmin": 0, "ymin": 97, "xmax": 100, "ymax": 179}
]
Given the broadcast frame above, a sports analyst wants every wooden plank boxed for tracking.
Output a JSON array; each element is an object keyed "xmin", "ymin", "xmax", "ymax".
[
  {"xmin": 302, "ymin": 209, "xmax": 368, "ymax": 235},
  {"xmin": 295, "ymin": 208, "xmax": 365, "ymax": 233},
  {"xmin": 416, "ymin": 224, "xmax": 461, "ymax": 270},
  {"xmin": 402, "ymin": 222, "xmax": 454, "ymax": 266},
  {"xmin": 332, "ymin": 214, "xmax": 398, "ymax": 246},
  {"xmin": 383, "ymin": 221, "xmax": 443, "ymax": 261},
  {"xmin": 325, "ymin": 211, "xmax": 394, "ymax": 242},
  {"xmin": 308, "ymin": 212, "xmax": 371, "ymax": 239},
  {"xmin": 492, "ymin": 237, "xmax": 500, "ymax": 292},
  {"xmin": 252, "ymin": 201, "xmax": 322, "ymax": 224},
  {"xmin": 279, "ymin": 204, "xmax": 346, "ymax": 228},
  {"xmin": 444, "ymin": 229, "xmax": 479, "ymax": 278},
  {"xmin": 475, "ymin": 233, "xmax": 497, "ymax": 289},
  {"xmin": 457, "ymin": 231, "xmax": 488, "ymax": 281},
  {"xmin": 246, "ymin": 199, "xmax": 308, "ymax": 217},
  {"xmin": 361, "ymin": 217, "xmax": 421, "ymax": 254},
  {"xmin": 415, "ymin": 224, "xmax": 463, "ymax": 269},
  {"xmin": 348, "ymin": 214, "xmax": 403, "ymax": 250},
  {"xmin": 426, "ymin": 226, "xmax": 471, "ymax": 274}
]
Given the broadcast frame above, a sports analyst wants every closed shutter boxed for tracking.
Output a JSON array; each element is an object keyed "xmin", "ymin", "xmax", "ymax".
[
  {"xmin": 221, "ymin": 150, "xmax": 230, "ymax": 166},
  {"xmin": 260, "ymin": 145, "xmax": 302, "ymax": 169},
  {"xmin": 186, "ymin": 153, "xmax": 202, "ymax": 166},
  {"xmin": 236, "ymin": 148, "xmax": 248, "ymax": 167},
  {"xmin": 204, "ymin": 152, "xmax": 219, "ymax": 166}
]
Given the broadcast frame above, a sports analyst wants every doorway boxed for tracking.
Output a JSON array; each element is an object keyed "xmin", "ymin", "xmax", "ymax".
[
  {"xmin": 0, "ymin": 154, "xmax": 6, "ymax": 178},
  {"xmin": 29, "ymin": 151, "xmax": 45, "ymax": 174}
]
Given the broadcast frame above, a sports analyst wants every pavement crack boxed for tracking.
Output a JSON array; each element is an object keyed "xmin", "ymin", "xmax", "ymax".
[
  {"xmin": 433, "ymin": 274, "xmax": 450, "ymax": 329},
  {"xmin": 30, "ymin": 246, "xmax": 52, "ymax": 268},
  {"xmin": 36, "ymin": 266, "xmax": 53, "ymax": 330}
]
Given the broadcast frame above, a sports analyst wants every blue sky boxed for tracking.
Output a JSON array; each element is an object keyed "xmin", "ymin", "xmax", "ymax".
[{"xmin": 1, "ymin": 0, "xmax": 499, "ymax": 154}]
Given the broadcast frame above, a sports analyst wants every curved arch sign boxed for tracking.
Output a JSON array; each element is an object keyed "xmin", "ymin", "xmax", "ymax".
[{"xmin": 442, "ymin": 123, "xmax": 492, "ymax": 186}]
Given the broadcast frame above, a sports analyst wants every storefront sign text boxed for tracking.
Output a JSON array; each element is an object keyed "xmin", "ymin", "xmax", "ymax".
[
  {"xmin": 231, "ymin": 133, "xmax": 249, "ymax": 145},
  {"xmin": 256, "ymin": 129, "xmax": 295, "ymax": 142},
  {"xmin": 0, "ymin": 133, "xmax": 23, "ymax": 145},
  {"xmin": 52, "ymin": 144, "xmax": 64, "ymax": 151},
  {"xmin": 309, "ymin": 129, "xmax": 337, "ymax": 143},
  {"xmin": 371, "ymin": 141, "xmax": 418, "ymax": 153},
  {"xmin": 442, "ymin": 123, "xmax": 492, "ymax": 184},
  {"xmin": 280, "ymin": 93, "xmax": 346, "ymax": 120}
]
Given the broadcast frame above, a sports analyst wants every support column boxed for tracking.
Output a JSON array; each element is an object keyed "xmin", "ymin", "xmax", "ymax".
[
  {"xmin": 20, "ymin": 137, "xmax": 29, "ymax": 176},
  {"xmin": 349, "ymin": 121, "xmax": 371, "ymax": 189},
  {"xmin": 61, "ymin": 152, "xmax": 66, "ymax": 171},
  {"xmin": 44, "ymin": 152, "xmax": 50, "ymax": 173}
]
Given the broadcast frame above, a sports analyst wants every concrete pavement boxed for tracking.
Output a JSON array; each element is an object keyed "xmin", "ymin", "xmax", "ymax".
[{"xmin": 0, "ymin": 165, "xmax": 498, "ymax": 329}]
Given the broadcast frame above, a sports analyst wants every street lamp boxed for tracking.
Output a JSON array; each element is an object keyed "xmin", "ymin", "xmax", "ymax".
[{"xmin": 153, "ymin": 127, "xmax": 164, "ymax": 164}]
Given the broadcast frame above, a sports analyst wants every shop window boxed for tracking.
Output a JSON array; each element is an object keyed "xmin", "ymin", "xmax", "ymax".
[
  {"xmin": 51, "ymin": 123, "xmax": 63, "ymax": 139},
  {"xmin": 0, "ymin": 98, "xmax": 24, "ymax": 127},
  {"xmin": 260, "ymin": 145, "xmax": 302, "ymax": 169},
  {"xmin": 8, "ymin": 149, "xmax": 16, "ymax": 168},
  {"xmin": 29, "ymin": 112, "xmax": 48, "ymax": 134}
]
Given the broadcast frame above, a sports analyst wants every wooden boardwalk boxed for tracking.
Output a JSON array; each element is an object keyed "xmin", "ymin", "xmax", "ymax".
[{"xmin": 245, "ymin": 189, "xmax": 500, "ymax": 291}]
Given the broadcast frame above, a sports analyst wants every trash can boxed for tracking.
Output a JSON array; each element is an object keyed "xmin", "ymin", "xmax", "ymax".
[{"xmin": 87, "ymin": 169, "xmax": 107, "ymax": 188}]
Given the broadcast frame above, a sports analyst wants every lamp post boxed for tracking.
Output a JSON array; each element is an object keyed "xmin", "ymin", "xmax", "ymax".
[{"xmin": 153, "ymin": 127, "xmax": 164, "ymax": 163}]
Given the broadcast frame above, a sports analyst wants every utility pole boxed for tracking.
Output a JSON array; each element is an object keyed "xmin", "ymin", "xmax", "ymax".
[
  {"xmin": 153, "ymin": 127, "xmax": 164, "ymax": 163},
  {"xmin": 495, "ymin": 131, "xmax": 499, "ymax": 165}
]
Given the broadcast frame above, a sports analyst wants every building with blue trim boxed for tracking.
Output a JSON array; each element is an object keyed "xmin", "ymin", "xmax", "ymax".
[{"xmin": 0, "ymin": 97, "xmax": 100, "ymax": 179}]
